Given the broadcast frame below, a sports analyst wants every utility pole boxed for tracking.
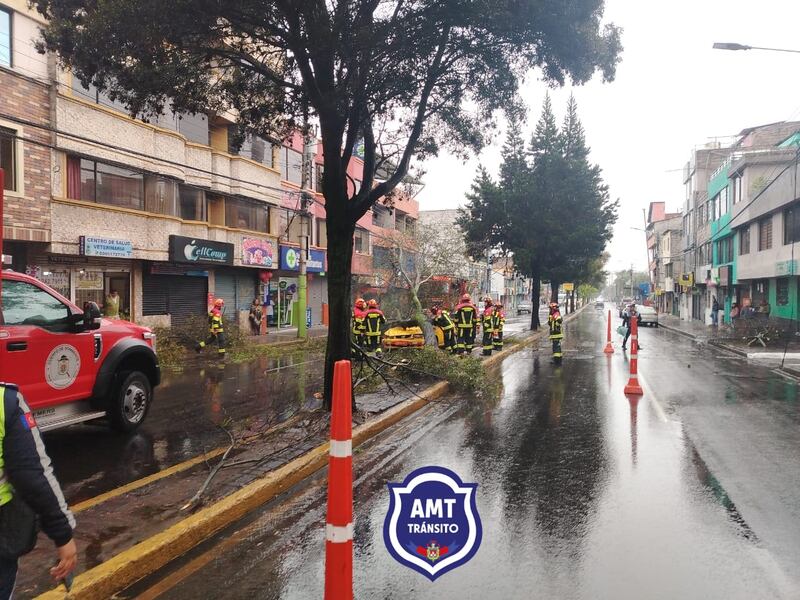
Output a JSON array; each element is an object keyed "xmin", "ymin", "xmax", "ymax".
[
  {"xmin": 297, "ymin": 115, "xmax": 313, "ymax": 340},
  {"xmin": 485, "ymin": 246, "xmax": 492, "ymax": 301}
]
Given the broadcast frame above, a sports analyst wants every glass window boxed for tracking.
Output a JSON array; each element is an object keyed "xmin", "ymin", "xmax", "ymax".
[
  {"xmin": 282, "ymin": 148, "xmax": 303, "ymax": 185},
  {"xmin": 354, "ymin": 228, "xmax": 369, "ymax": 254},
  {"xmin": 759, "ymin": 217, "xmax": 773, "ymax": 251},
  {"xmin": 784, "ymin": 205, "xmax": 800, "ymax": 245},
  {"xmin": 278, "ymin": 209, "xmax": 290, "ymax": 241},
  {"xmin": 0, "ymin": 126, "xmax": 16, "ymax": 191},
  {"xmin": 777, "ymin": 278, "xmax": 789, "ymax": 306},
  {"xmin": 177, "ymin": 113, "xmax": 209, "ymax": 145},
  {"xmin": 95, "ymin": 161, "xmax": 144, "ymax": 210},
  {"xmin": 225, "ymin": 197, "xmax": 268, "ymax": 232},
  {"xmin": 178, "ymin": 185, "xmax": 206, "ymax": 221},
  {"xmin": 315, "ymin": 164, "xmax": 324, "ymax": 192},
  {"xmin": 0, "ymin": 8, "xmax": 9, "ymax": 67},
  {"xmin": 739, "ymin": 226, "xmax": 750, "ymax": 255},
  {"xmin": 733, "ymin": 174, "xmax": 743, "ymax": 205},
  {"xmin": 239, "ymin": 135, "xmax": 274, "ymax": 167},
  {"xmin": 1, "ymin": 280, "xmax": 71, "ymax": 331},
  {"xmin": 145, "ymin": 176, "xmax": 179, "ymax": 216},
  {"xmin": 316, "ymin": 218, "xmax": 328, "ymax": 248}
]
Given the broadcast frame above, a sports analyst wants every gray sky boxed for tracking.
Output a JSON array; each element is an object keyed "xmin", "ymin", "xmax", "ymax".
[{"xmin": 416, "ymin": 0, "xmax": 800, "ymax": 275}]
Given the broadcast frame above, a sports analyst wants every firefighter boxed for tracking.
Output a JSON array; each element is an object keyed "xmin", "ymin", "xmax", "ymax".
[
  {"xmin": 363, "ymin": 299, "xmax": 386, "ymax": 356},
  {"xmin": 481, "ymin": 298, "xmax": 495, "ymax": 356},
  {"xmin": 195, "ymin": 298, "xmax": 226, "ymax": 356},
  {"xmin": 351, "ymin": 298, "xmax": 367, "ymax": 352},
  {"xmin": 453, "ymin": 293, "xmax": 478, "ymax": 355},
  {"xmin": 548, "ymin": 301, "xmax": 564, "ymax": 364},
  {"xmin": 431, "ymin": 305, "xmax": 457, "ymax": 353},
  {"xmin": 493, "ymin": 303, "xmax": 506, "ymax": 352}
]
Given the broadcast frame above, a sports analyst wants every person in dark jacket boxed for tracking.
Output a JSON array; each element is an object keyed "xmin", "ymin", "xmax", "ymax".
[
  {"xmin": 548, "ymin": 302, "xmax": 564, "ymax": 364},
  {"xmin": 492, "ymin": 303, "xmax": 506, "ymax": 351},
  {"xmin": 621, "ymin": 303, "xmax": 643, "ymax": 351},
  {"xmin": 453, "ymin": 294, "xmax": 478, "ymax": 355},
  {"xmin": 481, "ymin": 299, "xmax": 495, "ymax": 356},
  {"xmin": 0, "ymin": 384, "xmax": 77, "ymax": 598},
  {"xmin": 430, "ymin": 306, "xmax": 457, "ymax": 353},
  {"xmin": 363, "ymin": 299, "xmax": 386, "ymax": 356}
]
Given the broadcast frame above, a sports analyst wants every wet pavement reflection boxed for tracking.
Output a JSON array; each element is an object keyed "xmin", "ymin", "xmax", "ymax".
[
  {"xmin": 134, "ymin": 307, "xmax": 797, "ymax": 599},
  {"xmin": 43, "ymin": 353, "xmax": 324, "ymax": 504}
]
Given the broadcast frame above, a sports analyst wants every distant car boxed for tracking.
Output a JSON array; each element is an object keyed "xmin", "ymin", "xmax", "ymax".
[
  {"xmin": 594, "ymin": 300, "xmax": 604, "ymax": 309},
  {"xmin": 637, "ymin": 305, "xmax": 658, "ymax": 327},
  {"xmin": 517, "ymin": 300, "xmax": 533, "ymax": 315}
]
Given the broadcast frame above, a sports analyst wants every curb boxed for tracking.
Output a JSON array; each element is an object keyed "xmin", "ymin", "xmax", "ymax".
[
  {"xmin": 37, "ymin": 306, "xmax": 586, "ymax": 599},
  {"xmin": 657, "ymin": 322, "xmax": 700, "ymax": 341}
]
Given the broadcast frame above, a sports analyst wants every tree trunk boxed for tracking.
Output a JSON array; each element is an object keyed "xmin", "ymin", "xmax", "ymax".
[
  {"xmin": 550, "ymin": 280, "xmax": 561, "ymax": 304},
  {"xmin": 323, "ymin": 217, "xmax": 356, "ymax": 411},
  {"xmin": 410, "ymin": 285, "xmax": 425, "ymax": 327},
  {"xmin": 529, "ymin": 261, "xmax": 541, "ymax": 330},
  {"xmin": 570, "ymin": 290, "xmax": 575, "ymax": 313}
]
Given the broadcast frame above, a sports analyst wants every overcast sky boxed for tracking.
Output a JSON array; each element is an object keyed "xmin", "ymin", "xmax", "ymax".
[{"xmin": 416, "ymin": 0, "xmax": 800, "ymax": 275}]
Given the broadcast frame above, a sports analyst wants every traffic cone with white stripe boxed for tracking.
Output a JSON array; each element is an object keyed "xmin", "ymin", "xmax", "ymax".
[
  {"xmin": 603, "ymin": 309, "xmax": 614, "ymax": 354},
  {"xmin": 624, "ymin": 317, "xmax": 644, "ymax": 395},
  {"xmin": 325, "ymin": 360, "xmax": 353, "ymax": 600}
]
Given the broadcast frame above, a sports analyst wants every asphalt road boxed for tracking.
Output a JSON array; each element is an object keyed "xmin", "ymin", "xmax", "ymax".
[{"xmin": 125, "ymin": 305, "xmax": 800, "ymax": 600}]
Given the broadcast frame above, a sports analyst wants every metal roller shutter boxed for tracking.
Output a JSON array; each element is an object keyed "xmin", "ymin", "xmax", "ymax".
[
  {"xmin": 142, "ymin": 274, "xmax": 168, "ymax": 316},
  {"xmin": 214, "ymin": 272, "xmax": 237, "ymax": 321},
  {"xmin": 142, "ymin": 273, "xmax": 207, "ymax": 325}
]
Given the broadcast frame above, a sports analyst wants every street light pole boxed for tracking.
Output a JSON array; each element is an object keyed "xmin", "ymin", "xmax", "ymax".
[{"xmin": 713, "ymin": 42, "xmax": 800, "ymax": 54}]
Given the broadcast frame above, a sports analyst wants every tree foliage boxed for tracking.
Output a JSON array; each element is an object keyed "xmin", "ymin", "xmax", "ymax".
[
  {"xmin": 33, "ymin": 0, "xmax": 622, "ymax": 405},
  {"xmin": 460, "ymin": 95, "xmax": 617, "ymax": 329}
]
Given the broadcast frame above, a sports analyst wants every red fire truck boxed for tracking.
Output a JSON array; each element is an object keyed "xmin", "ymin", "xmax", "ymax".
[{"xmin": 1, "ymin": 169, "xmax": 160, "ymax": 432}]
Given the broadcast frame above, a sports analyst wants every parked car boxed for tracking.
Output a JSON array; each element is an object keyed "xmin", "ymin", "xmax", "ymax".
[
  {"xmin": 594, "ymin": 300, "xmax": 604, "ymax": 309},
  {"xmin": 618, "ymin": 297, "xmax": 633, "ymax": 317},
  {"xmin": 637, "ymin": 305, "xmax": 658, "ymax": 327},
  {"xmin": 517, "ymin": 300, "xmax": 533, "ymax": 315}
]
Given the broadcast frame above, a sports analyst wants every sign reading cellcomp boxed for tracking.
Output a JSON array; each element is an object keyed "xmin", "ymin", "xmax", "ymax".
[
  {"xmin": 169, "ymin": 235, "xmax": 233, "ymax": 266},
  {"xmin": 383, "ymin": 466, "xmax": 482, "ymax": 581}
]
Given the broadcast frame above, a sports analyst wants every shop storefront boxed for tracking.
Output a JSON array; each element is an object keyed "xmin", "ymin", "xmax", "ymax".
[
  {"xmin": 270, "ymin": 245, "xmax": 327, "ymax": 327},
  {"xmin": 26, "ymin": 235, "xmax": 134, "ymax": 319},
  {"xmin": 216, "ymin": 236, "xmax": 278, "ymax": 330}
]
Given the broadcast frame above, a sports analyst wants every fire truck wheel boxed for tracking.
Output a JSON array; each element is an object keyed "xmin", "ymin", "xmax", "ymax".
[{"xmin": 109, "ymin": 371, "xmax": 152, "ymax": 432}]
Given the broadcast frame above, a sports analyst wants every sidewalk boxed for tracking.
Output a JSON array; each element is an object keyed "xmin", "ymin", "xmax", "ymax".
[{"xmin": 658, "ymin": 313, "xmax": 800, "ymax": 371}]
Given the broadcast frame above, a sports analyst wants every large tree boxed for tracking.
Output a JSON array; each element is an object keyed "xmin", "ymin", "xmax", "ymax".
[
  {"xmin": 461, "ymin": 95, "xmax": 617, "ymax": 329},
  {"xmin": 33, "ymin": 0, "xmax": 621, "ymax": 406}
]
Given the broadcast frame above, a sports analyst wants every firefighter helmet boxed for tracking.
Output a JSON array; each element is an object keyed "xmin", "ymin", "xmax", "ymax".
[
  {"xmin": 484, "ymin": 297, "xmax": 493, "ymax": 306},
  {"xmin": 355, "ymin": 297, "xmax": 366, "ymax": 308},
  {"xmin": 461, "ymin": 293, "xmax": 471, "ymax": 303},
  {"xmin": 368, "ymin": 299, "xmax": 378, "ymax": 308},
  {"xmin": 549, "ymin": 301, "xmax": 559, "ymax": 311},
  {"xmin": 214, "ymin": 298, "xmax": 225, "ymax": 308}
]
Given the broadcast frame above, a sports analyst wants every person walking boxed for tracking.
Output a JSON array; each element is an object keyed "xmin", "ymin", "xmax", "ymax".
[
  {"xmin": 621, "ymin": 303, "xmax": 643, "ymax": 351},
  {"xmin": 431, "ymin": 306, "xmax": 457, "ymax": 354},
  {"xmin": 492, "ymin": 303, "xmax": 505, "ymax": 352},
  {"xmin": 195, "ymin": 298, "xmax": 227, "ymax": 357},
  {"xmin": 730, "ymin": 301, "xmax": 740, "ymax": 329},
  {"xmin": 0, "ymin": 384, "xmax": 77, "ymax": 599},
  {"xmin": 104, "ymin": 289, "xmax": 120, "ymax": 319},
  {"xmin": 548, "ymin": 302, "xmax": 564, "ymax": 364},
  {"xmin": 481, "ymin": 298, "xmax": 495, "ymax": 356},
  {"xmin": 351, "ymin": 298, "xmax": 368, "ymax": 352},
  {"xmin": 453, "ymin": 294, "xmax": 478, "ymax": 355},
  {"xmin": 711, "ymin": 295, "xmax": 720, "ymax": 326},
  {"xmin": 363, "ymin": 299, "xmax": 386, "ymax": 356},
  {"xmin": 248, "ymin": 297, "xmax": 263, "ymax": 336}
]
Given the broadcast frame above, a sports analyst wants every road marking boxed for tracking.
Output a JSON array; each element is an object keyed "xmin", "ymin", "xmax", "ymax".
[{"xmin": 638, "ymin": 373, "xmax": 668, "ymax": 423}]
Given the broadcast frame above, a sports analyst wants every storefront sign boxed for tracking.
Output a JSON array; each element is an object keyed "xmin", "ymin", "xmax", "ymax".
[
  {"xmin": 279, "ymin": 246, "xmax": 326, "ymax": 273},
  {"xmin": 169, "ymin": 235, "xmax": 233, "ymax": 266},
  {"xmin": 776, "ymin": 259, "xmax": 797, "ymax": 276},
  {"xmin": 39, "ymin": 269, "xmax": 70, "ymax": 297},
  {"xmin": 562, "ymin": 282, "xmax": 574, "ymax": 292},
  {"xmin": 75, "ymin": 271, "xmax": 104, "ymax": 290},
  {"xmin": 79, "ymin": 236, "xmax": 133, "ymax": 259},
  {"xmin": 241, "ymin": 237, "xmax": 277, "ymax": 268}
]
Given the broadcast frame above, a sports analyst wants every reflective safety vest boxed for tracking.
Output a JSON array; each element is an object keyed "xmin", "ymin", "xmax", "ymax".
[
  {"xmin": 432, "ymin": 310, "xmax": 456, "ymax": 331},
  {"xmin": 482, "ymin": 308, "xmax": 495, "ymax": 333},
  {"xmin": 0, "ymin": 385, "xmax": 14, "ymax": 506},
  {"xmin": 209, "ymin": 310, "xmax": 224, "ymax": 334},
  {"xmin": 352, "ymin": 308, "xmax": 367, "ymax": 335},
  {"xmin": 492, "ymin": 310, "xmax": 505, "ymax": 332},
  {"xmin": 454, "ymin": 303, "xmax": 477, "ymax": 329},
  {"xmin": 364, "ymin": 309, "xmax": 386, "ymax": 337},
  {"xmin": 548, "ymin": 313, "xmax": 564, "ymax": 340}
]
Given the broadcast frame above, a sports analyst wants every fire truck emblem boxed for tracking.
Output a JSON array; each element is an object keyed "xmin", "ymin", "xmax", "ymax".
[
  {"xmin": 45, "ymin": 344, "xmax": 81, "ymax": 390},
  {"xmin": 383, "ymin": 466, "xmax": 482, "ymax": 581}
]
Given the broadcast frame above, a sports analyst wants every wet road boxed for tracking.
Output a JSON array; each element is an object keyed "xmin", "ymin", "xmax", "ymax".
[
  {"xmin": 42, "ymin": 353, "xmax": 324, "ymax": 505},
  {"xmin": 127, "ymin": 306, "xmax": 800, "ymax": 599}
]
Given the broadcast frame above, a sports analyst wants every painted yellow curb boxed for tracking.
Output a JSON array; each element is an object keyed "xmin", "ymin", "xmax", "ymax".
[{"xmin": 35, "ymin": 375, "xmax": 450, "ymax": 599}]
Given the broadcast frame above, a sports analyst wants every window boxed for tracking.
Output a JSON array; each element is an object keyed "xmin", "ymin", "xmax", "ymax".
[
  {"xmin": 739, "ymin": 226, "xmax": 750, "ymax": 255},
  {"xmin": 0, "ymin": 126, "xmax": 16, "ymax": 191},
  {"xmin": 666, "ymin": 263, "xmax": 673, "ymax": 278},
  {"xmin": 239, "ymin": 135, "xmax": 275, "ymax": 168},
  {"xmin": 179, "ymin": 185, "xmax": 207, "ymax": 221},
  {"xmin": 777, "ymin": 278, "xmax": 789, "ymax": 306},
  {"xmin": 280, "ymin": 148, "xmax": 303, "ymax": 185},
  {"xmin": 372, "ymin": 205, "xmax": 391, "ymax": 228},
  {"xmin": 758, "ymin": 216, "xmax": 773, "ymax": 251},
  {"xmin": 225, "ymin": 197, "xmax": 268, "ymax": 232},
  {"xmin": 71, "ymin": 158, "xmax": 144, "ymax": 210},
  {"xmin": 716, "ymin": 237, "xmax": 733, "ymax": 264},
  {"xmin": 784, "ymin": 204, "xmax": 800, "ymax": 245},
  {"xmin": 732, "ymin": 174, "xmax": 743, "ymax": 205},
  {"xmin": 315, "ymin": 218, "xmax": 327, "ymax": 248},
  {"xmin": 354, "ymin": 228, "xmax": 369, "ymax": 254},
  {"xmin": 0, "ymin": 280, "xmax": 71, "ymax": 332},
  {"xmin": 315, "ymin": 164, "xmax": 324, "ymax": 192},
  {"xmin": 145, "ymin": 176, "xmax": 179, "ymax": 215},
  {"xmin": 0, "ymin": 7, "xmax": 10, "ymax": 67}
]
